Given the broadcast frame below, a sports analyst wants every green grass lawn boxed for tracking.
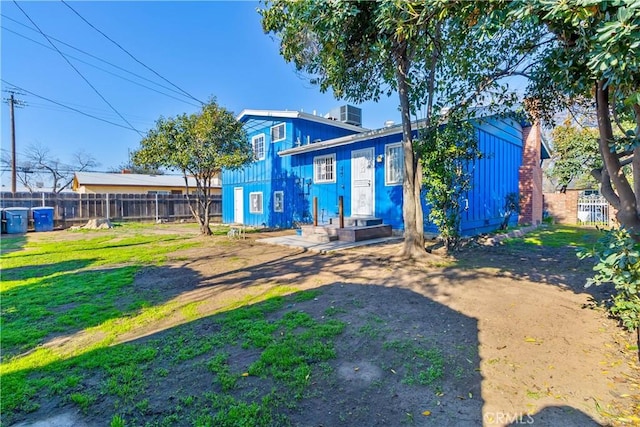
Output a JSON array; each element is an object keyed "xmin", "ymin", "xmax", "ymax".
[
  {"xmin": 0, "ymin": 225, "xmax": 346, "ymax": 426},
  {"xmin": 503, "ymin": 224, "xmax": 603, "ymax": 248},
  {"xmin": 0, "ymin": 222, "xmax": 608, "ymax": 426}
]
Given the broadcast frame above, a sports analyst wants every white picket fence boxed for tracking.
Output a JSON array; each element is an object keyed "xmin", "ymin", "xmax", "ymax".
[{"xmin": 577, "ymin": 194, "xmax": 611, "ymax": 226}]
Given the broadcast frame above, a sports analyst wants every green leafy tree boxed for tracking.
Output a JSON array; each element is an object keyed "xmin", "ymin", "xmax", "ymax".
[
  {"xmin": 579, "ymin": 228, "xmax": 640, "ymax": 354},
  {"xmin": 504, "ymin": 1, "xmax": 640, "ymax": 348},
  {"xmin": 109, "ymin": 157, "xmax": 163, "ymax": 176},
  {"xmin": 547, "ymin": 119, "xmax": 601, "ymax": 192},
  {"xmin": 420, "ymin": 118, "xmax": 481, "ymax": 250},
  {"xmin": 410, "ymin": 3, "xmax": 544, "ymax": 250},
  {"xmin": 260, "ymin": 0, "xmax": 545, "ymax": 257},
  {"xmin": 511, "ymin": 0, "xmax": 640, "ymax": 238},
  {"xmin": 132, "ymin": 100, "xmax": 253, "ymax": 235},
  {"xmin": 260, "ymin": 0, "xmax": 427, "ymax": 258}
]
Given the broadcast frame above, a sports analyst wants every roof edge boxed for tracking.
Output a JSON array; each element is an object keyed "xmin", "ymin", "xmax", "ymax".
[{"xmin": 236, "ymin": 109, "xmax": 368, "ymax": 133}]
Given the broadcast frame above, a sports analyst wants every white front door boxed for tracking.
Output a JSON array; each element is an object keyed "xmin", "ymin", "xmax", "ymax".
[
  {"xmin": 233, "ymin": 187, "xmax": 244, "ymax": 224},
  {"xmin": 351, "ymin": 148, "xmax": 375, "ymax": 216}
]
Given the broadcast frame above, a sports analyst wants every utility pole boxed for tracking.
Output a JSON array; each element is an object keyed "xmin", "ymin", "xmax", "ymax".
[{"xmin": 9, "ymin": 93, "xmax": 16, "ymax": 194}]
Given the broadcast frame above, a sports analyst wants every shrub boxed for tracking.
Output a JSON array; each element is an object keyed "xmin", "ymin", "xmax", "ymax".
[{"xmin": 578, "ymin": 228, "xmax": 640, "ymax": 332}]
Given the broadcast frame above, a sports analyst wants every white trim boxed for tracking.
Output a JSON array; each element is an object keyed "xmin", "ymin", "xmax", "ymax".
[
  {"xmin": 280, "ymin": 123, "xmax": 403, "ymax": 156},
  {"xmin": 351, "ymin": 148, "xmax": 375, "ymax": 216},
  {"xmin": 384, "ymin": 142, "xmax": 404, "ymax": 186},
  {"xmin": 270, "ymin": 123, "xmax": 286, "ymax": 142},
  {"xmin": 313, "ymin": 154, "xmax": 336, "ymax": 183},
  {"xmin": 273, "ymin": 191, "xmax": 284, "ymax": 212},
  {"xmin": 233, "ymin": 187, "xmax": 244, "ymax": 224},
  {"xmin": 252, "ymin": 133, "xmax": 265, "ymax": 160},
  {"xmin": 249, "ymin": 191, "xmax": 263, "ymax": 214}
]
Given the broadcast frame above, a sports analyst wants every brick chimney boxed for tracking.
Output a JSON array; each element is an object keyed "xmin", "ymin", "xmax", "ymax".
[{"xmin": 519, "ymin": 122, "xmax": 543, "ymax": 225}]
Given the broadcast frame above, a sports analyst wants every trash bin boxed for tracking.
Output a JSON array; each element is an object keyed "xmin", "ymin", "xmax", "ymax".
[
  {"xmin": 32, "ymin": 207, "xmax": 55, "ymax": 232},
  {"xmin": 4, "ymin": 207, "xmax": 29, "ymax": 234}
]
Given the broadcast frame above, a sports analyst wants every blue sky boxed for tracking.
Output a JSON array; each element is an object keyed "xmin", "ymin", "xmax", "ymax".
[{"xmin": 1, "ymin": 1, "xmax": 400, "ymax": 179}]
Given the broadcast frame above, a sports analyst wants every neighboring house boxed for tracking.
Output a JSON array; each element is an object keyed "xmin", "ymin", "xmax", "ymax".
[
  {"xmin": 72, "ymin": 171, "xmax": 221, "ymax": 195},
  {"xmin": 222, "ymin": 106, "xmax": 545, "ymax": 236}
]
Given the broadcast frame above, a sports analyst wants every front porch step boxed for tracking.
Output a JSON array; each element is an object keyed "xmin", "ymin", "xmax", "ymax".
[
  {"xmin": 300, "ymin": 224, "xmax": 339, "ymax": 237},
  {"xmin": 300, "ymin": 224, "xmax": 339, "ymax": 243},
  {"xmin": 329, "ymin": 216, "xmax": 383, "ymax": 227},
  {"xmin": 304, "ymin": 233, "xmax": 339, "ymax": 243},
  {"xmin": 336, "ymin": 224, "xmax": 392, "ymax": 242}
]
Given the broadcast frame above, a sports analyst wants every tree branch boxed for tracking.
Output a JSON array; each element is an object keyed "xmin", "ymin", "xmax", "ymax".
[
  {"xmin": 611, "ymin": 90, "xmax": 630, "ymax": 136},
  {"xmin": 591, "ymin": 166, "xmax": 621, "ymax": 209}
]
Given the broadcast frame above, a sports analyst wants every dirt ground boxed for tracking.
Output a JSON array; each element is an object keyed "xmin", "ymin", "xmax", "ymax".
[{"xmin": 9, "ymin": 227, "xmax": 640, "ymax": 426}]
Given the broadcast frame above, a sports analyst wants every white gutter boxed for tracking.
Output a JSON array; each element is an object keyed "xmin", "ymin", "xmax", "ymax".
[{"xmin": 278, "ymin": 121, "xmax": 407, "ymax": 156}]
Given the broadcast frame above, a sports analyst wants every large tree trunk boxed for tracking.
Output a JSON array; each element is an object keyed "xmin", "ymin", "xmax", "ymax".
[
  {"xmin": 396, "ymin": 48, "xmax": 426, "ymax": 259},
  {"xmin": 184, "ymin": 172, "xmax": 212, "ymax": 236},
  {"xmin": 633, "ymin": 104, "xmax": 640, "ymax": 210},
  {"xmin": 595, "ymin": 81, "xmax": 640, "ymax": 238}
]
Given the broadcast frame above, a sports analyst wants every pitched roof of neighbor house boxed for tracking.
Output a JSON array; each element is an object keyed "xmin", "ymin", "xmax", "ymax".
[
  {"xmin": 237, "ymin": 109, "xmax": 368, "ymax": 134},
  {"xmin": 73, "ymin": 172, "xmax": 220, "ymax": 188}
]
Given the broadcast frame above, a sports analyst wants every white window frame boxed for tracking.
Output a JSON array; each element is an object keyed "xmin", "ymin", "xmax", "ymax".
[
  {"xmin": 252, "ymin": 133, "xmax": 265, "ymax": 160},
  {"xmin": 249, "ymin": 192, "xmax": 263, "ymax": 214},
  {"xmin": 271, "ymin": 123, "xmax": 286, "ymax": 143},
  {"xmin": 313, "ymin": 154, "xmax": 336, "ymax": 183},
  {"xmin": 385, "ymin": 142, "xmax": 404, "ymax": 186},
  {"xmin": 273, "ymin": 191, "xmax": 284, "ymax": 212}
]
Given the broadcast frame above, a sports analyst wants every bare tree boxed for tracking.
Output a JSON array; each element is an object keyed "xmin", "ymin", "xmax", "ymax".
[{"xmin": 2, "ymin": 143, "xmax": 98, "ymax": 193}]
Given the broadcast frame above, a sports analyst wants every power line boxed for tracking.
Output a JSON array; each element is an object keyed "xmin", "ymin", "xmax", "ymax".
[
  {"xmin": 12, "ymin": 1, "xmax": 144, "ymax": 137},
  {"xmin": 60, "ymin": 0, "xmax": 205, "ymax": 106},
  {"xmin": 4, "ymin": 27, "xmax": 200, "ymax": 107},
  {"xmin": 2, "ymin": 79, "xmax": 147, "ymax": 132},
  {"xmin": 26, "ymin": 101, "xmax": 154, "ymax": 125},
  {"xmin": 2, "ymin": 15, "xmax": 201, "ymax": 106}
]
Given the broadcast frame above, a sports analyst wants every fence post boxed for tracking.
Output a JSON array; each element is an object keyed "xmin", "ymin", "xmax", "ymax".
[
  {"xmin": 155, "ymin": 193, "xmax": 159, "ymax": 223},
  {"xmin": 106, "ymin": 193, "xmax": 110, "ymax": 220}
]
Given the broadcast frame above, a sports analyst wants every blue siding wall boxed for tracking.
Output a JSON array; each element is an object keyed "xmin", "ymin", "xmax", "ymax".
[
  {"xmin": 459, "ymin": 117, "xmax": 523, "ymax": 235},
  {"xmin": 223, "ymin": 113, "xmax": 524, "ymax": 236},
  {"xmin": 293, "ymin": 134, "xmax": 406, "ymax": 229},
  {"xmin": 222, "ymin": 116, "xmax": 360, "ymax": 227}
]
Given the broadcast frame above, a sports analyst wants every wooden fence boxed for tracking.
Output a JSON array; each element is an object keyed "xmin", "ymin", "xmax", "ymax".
[{"xmin": 0, "ymin": 192, "xmax": 222, "ymax": 227}]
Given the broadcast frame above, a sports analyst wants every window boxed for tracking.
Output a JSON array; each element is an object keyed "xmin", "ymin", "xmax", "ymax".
[
  {"xmin": 314, "ymin": 154, "xmax": 336, "ymax": 183},
  {"xmin": 252, "ymin": 134, "xmax": 265, "ymax": 160},
  {"xmin": 273, "ymin": 191, "xmax": 284, "ymax": 212},
  {"xmin": 249, "ymin": 192, "xmax": 263, "ymax": 214},
  {"xmin": 271, "ymin": 123, "xmax": 285, "ymax": 142},
  {"xmin": 385, "ymin": 143, "xmax": 404, "ymax": 185}
]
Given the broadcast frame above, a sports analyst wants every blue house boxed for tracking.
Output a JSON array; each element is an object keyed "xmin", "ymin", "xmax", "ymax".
[{"xmin": 222, "ymin": 105, "xmax": 544, "ymax": 236}]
